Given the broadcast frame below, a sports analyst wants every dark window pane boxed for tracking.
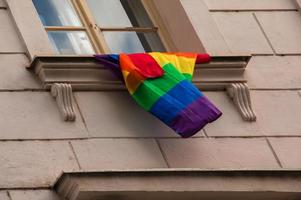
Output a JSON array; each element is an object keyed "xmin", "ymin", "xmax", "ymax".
[
  {"xmin": 120, "ymin": 0, "xmax": 154, "ymax": 27},
  {"xmin": 137, "ymin": 32, "xmax": 166, "ymax": 52},
  {"xmin": 33, "ymin": 0, "xmax": 82, "ymax": 26},
  {"xmin": 48, "ymin": 31, "xmax": 94, "ymax": 54},
  {"xmin": 103, "ymin": 32, "xmax": 165, "ymax": 53}
]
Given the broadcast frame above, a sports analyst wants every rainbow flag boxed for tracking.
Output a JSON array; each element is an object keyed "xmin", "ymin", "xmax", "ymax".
[{"xmin": 95, "ymin": 53, "xmax": 222, "ymax": 138}]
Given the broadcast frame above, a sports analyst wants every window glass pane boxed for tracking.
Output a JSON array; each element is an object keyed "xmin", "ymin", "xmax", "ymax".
[
  {"xmin": 86, "ymin": 0, "xmax": 132, "ymax": 27},
  {"xmin": 86, "ymin": 0, "xmax": 154, "ymax": 27},
  {"xmin": 33, "ymin": 0, "xmax": 82, "ymax": 26},
  {"xmin": 137, "ymin": 32, "xmax": 166, "ymax": 52},
  {"xmin": 48, "ymin": 31, "xmax": 94, "ymax": 55},
  {"xmin": 103, "ymin": 32, "xmax": 144, "ymax": 53},
  {"xmin": 120, "ymin": 0, "xmax": 154, "ymax": 27},
  {"xmin": 103, "ymin": 32, "xmax": 165, "ymax": 53}
]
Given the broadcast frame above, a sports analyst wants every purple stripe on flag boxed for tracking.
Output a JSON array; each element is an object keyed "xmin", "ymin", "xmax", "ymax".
[
  {"xmin": 170, "ymin": 95, "xmax": 222, "ymax": 138},
  {"xmin": 94, "ymin": 55, "xmax": 124, "ymax": 81}
]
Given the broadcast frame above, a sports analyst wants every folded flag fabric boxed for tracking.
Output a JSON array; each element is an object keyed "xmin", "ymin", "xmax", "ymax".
[{"xmin": 95, "ymin": 52, "xmax": 222, "ymax": 138}]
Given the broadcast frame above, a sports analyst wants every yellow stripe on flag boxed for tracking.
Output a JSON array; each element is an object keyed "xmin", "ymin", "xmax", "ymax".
[{"xmin": 149, "ymin": 53, "xmax": 196, "ymax": 76}]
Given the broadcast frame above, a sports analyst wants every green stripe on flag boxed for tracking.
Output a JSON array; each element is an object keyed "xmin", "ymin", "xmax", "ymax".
[
  {"xmin": 132, "ymin": 63, "xmax": 187, "ymax": 111},
  {"xmin": 183, "ymin": 73, "xmax": 193, "ymax": 81}
]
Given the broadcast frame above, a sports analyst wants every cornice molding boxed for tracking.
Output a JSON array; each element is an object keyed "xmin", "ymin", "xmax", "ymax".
[{"xmin": 54, "ymin": 169, "xmax": 301, "ymax": 200}]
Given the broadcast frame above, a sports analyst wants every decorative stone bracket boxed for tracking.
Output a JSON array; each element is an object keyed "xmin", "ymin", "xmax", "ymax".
[
  {"xmin": 227, "ymin": 83, "xmax": 256, "ymax": 121},
  {"xmin": 51, "ymin": 83, "xmax": 76, "ymax": 121},
  {"xmin": 29, "ymin": 55, "xmax": 256, "ymax": 122}
]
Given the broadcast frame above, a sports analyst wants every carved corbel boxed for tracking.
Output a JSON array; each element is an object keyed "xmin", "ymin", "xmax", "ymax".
[
  {"xmin": 51, "ymin": 83, "xmax": 76, "ymax": 121},
  {"xmin": 227, "ymin": 83, "xmax": 256, "ymax": 122}
]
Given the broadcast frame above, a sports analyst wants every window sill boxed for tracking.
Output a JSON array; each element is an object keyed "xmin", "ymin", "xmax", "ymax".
[
  {"xmin": 28, "ymin": 55, "xmax": 256, "ymax": 122},
  {"xmin": 54, "ymin": 169, "xmax": 301, "ymax": 200},
  {"xmin": 29, "ymin": 55, "xmax": 250, "ymax": 90}
]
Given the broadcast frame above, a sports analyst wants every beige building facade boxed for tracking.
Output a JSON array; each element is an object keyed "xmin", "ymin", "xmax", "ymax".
[{"xmin": 0, "ymin": 0, "xmax": 301, "ymax": 199}]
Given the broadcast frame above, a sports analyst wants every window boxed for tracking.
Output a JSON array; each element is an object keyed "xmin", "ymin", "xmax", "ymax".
[
  {"xmin": 33, "ymin": 0, "xmax": 95, "ymax": 54},
  {"xmin": 33, "ymin": 0, "xmax": 166, "ymax": 54}
]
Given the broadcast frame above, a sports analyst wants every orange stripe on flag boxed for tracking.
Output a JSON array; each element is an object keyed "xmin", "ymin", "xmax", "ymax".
[{"xmin": 120, "ymin": 54, "xmax": 145, "ymax": 94}]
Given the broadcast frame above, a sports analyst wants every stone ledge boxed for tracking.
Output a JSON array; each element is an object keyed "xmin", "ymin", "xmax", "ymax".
[
  {"xmin": 55, "ymin": 169, "xmax": 301, "ymax": 200},
  {"xmin": 28, "ymin": 55, "xmax": 250, "ymax": 91}
]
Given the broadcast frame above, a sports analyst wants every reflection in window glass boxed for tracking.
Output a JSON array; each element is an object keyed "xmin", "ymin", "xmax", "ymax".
[
  {"xmin": 33, "ymin": 0, "xmax": 82, "ymax": 26},
  {"xmin": 48, "ymin": 31, "xmax": 94, "ymax": 55},
  {"xmin": 103, "ymin": 32, "xmax": 165, "ymax": 53},
  {"xmin": 103, "ymin": 32, "xmax": 144, "ymax": 53},
  {"xmin": 86, "ymin": 0, "xmax": 133, "ymax": 27},
  {"xmin": 86, "ymin": 0, "xmax": 165, "ymax": 53},
  {"xmin": 86, "ymin": 0, "xmax": 154, "ymax": 28}
]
